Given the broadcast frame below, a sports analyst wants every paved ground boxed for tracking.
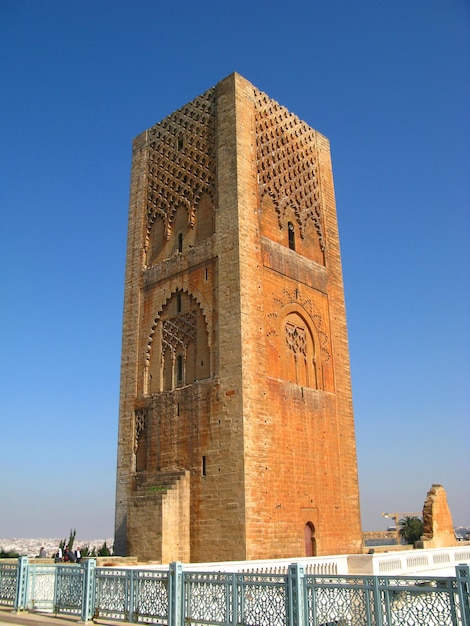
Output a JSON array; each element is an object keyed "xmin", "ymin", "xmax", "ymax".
[
  {"xmin": 0, "ymin": 609, "xmax": 78, "ymax": 626},
  {"xmin": 0, "ymin": 608, "xmax": 114, "ymax": 626}
]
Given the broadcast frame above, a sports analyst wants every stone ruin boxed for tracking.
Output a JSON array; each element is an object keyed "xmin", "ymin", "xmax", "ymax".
[{"xmin": 420, "ymin": 484, "xmax": 457, "ymax": 548}]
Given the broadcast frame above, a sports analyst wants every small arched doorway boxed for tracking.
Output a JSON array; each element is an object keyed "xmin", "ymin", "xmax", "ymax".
[{"xmin": 304, "ymin": 522, "xmax": 317, "ymax": 556}]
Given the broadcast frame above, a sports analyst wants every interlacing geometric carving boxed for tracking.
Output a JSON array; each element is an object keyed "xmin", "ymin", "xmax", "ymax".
[
  {"xmin": 134, "ymin": 409, "xmax": 147, "ymax": 454},
  {"xmin": 268, "ymin": 288, "xmax": 330, "ymax": 363},
  {"xmin": 161, "ymin": 312, "xmax": 197, "ymax": 357},
  {"xmin": 285, "ymin": 322, "xmax": 307, "ymax": 357},
  {"xmin": 146, "ymin": 88, "xmax": 216, "ymax": 235},
  {"xmin": 254, "ymin": 89, "xmax": 325, "ymax": 251}
]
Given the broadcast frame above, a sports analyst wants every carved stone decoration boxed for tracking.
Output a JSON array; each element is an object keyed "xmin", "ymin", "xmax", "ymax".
[
  {"xmin": 254, "ymin": 90, "xmax": 325, "ymax": 251},
  {"xmin": 145, "ymin": 290, "xmax": 210, "ymax": 394},
  {"xmin": 285, "ymin": 322, "xmax": 307, "ymax": 357},
  {"xmin": 161, "ymin": 312, "xmax": 197, "ymax": 357},
  {"xmin": 134, "ymin": 409, "xmax": 147, "ymax": 454},
  {"xmin": 267, "ymin": 288, "xmax": 330, "ymax": 363},
  {"xmin": 145, "ymin": 89, "xmax": 216, "ymax": 238}
]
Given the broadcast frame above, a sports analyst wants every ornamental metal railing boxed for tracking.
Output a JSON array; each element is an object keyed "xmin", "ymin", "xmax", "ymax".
[
  {"xmin": 0, "ymin": 561, "xmax": 17, "ymax": 607},
  {"xmin": 94, "ymin": 565, "xmax": 169, "ymax": 622},
  {"xmin": 306, "ymin": 570, "xmax": 470, "ymax": 626},
  {"xmin": 0, "ymin": 558, "xmax": 469, "ymax": 625}
]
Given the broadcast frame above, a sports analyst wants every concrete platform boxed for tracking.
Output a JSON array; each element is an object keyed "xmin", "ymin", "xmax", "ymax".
[{"xmin": 0, "ymin": 608, "xmax": 113, "ymax": 626}]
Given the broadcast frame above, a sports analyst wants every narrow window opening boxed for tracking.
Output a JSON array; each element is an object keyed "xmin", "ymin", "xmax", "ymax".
[
  {"xmin": 176, "ymin": 291, "xmax": 182, "ymax": 313},
  {"xmin": 177, "ymin": 402, "xmax": 180, "ymax": 416},
  {"xmin": 202, "ymin": 456, "xmax": 207, "ymax": 476},
  {"xmin": 205, "ymin": 268, "xmax": 208, "ymax": 281},
  {"xmin": 178, "ymin": 233, "xmax": 183, "ymax": 253},
  {"xmin": 304, "ymin": 522, "xmax": 317, "ymax": 556},
  {"xmin": 176, "ymin": 355, "xmax": 184, "ymax": 383},
  {"xmin": 288, "ymin": 222, "xmax": 296, "ymax": 251},
  {"xmin": 177, "ymin": 136, "xmax": 184, "ymax": 151}
]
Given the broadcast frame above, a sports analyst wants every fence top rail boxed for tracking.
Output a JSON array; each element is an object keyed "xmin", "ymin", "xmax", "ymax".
[
  {"xmin": 371, "ymin": 545, "xmax": 470, "ymax": 575},
  {"xmin": 133, "ymin": 554, "xmax": 350, "ymax": 574},
  {"xmin": 184, "ymin": 570, "xmax": 288, "ymax": 583},
  {"xmin": 95, "ymin": 567, "xmax": 169, "ymax": 579},
  {"xmin": 306, "ymin": 572, "xmax": 458, "ymax": 585},
  {"xmin": 0, "ymin": 563, "xmax": 17, "ymax": 571},
  {"xmin": 346, "ymin": 545, "xmax": 470, "ymax": 576}
]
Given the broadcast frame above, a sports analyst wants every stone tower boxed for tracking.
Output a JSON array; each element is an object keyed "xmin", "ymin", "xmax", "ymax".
[{"xmin": 114, "ymin": 73, "xmax": 362, "ymax": 561}]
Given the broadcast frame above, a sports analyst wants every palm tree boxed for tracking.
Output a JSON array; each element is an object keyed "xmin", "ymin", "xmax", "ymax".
[{"xmin": 399, "ymin": 516, "xmax": 423, "ymax": 545}]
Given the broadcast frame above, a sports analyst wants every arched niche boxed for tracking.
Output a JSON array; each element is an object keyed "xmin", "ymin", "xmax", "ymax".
[
  {"xmin": 147, "ymin": 215, "xmax": 167, "ymax": 266},
  {"xmin": 304, "ymin": 522, "xmax": 317, "ymax": 556},
  {"xmin": 300, "ymin": 214, "xmax": 325, "ymax": 266},
  {"xmin": 170, "ymin": 204, "xmax": 195, "ymax": 255},
  {"xmin": 281, "ymin": 310, "xmax": 322, "ymax": 389},
  {"xmin": 259, "ymin": 192, "xmax": 325, "ymax": 266},
  {"xmin": 195, "ymin": 192, "xmax": 215, "ymax": 243},
  {"xmin": 134, "ymin": 409, "xmax": 148, "ymax": 472},
  {"xmin": 146, "ymin": 291, "xmax": 210, "ymax": 394},
  {"xmin": 146, "ymin": 203, "xmax": 196, "ymax": 266},
  {"xmin": 259, "ymin": 193, "xmax": 282, "ymax": 244}
]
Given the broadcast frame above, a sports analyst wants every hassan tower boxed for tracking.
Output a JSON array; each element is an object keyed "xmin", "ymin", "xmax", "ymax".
[{"xmin": 114, "ymin": 73, "xmax": 362, "ymax": 561}]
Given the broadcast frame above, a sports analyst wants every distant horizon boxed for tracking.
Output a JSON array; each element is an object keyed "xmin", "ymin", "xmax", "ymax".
[
  {"xmin": 0, "ymin": 535, "xmax": 114, "ymax": 540},
  {"xmin": 2, "ymin": 522, "xmax": 470, "ymax": 542}
]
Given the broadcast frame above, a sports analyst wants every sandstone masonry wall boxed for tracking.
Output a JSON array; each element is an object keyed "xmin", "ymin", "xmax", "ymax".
[{"xmin": 115, "ymin": 73, "xmax": 362, "ymax": 561}]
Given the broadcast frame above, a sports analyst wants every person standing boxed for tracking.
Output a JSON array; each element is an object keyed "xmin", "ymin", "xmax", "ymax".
[{"xmin": 55, "ymin": 547, "xmax": 63, "ymax": 562}]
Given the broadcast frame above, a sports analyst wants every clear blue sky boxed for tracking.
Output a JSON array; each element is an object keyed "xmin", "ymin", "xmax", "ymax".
[{"xmin": 1, "ymin": 0, "xmax": 469, "ymax": 540}]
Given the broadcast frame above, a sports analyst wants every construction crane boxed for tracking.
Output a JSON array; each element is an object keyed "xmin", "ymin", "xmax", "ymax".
[{"xmin": 382, "ymin": 512, "xmax": 421, "ymax": 541}]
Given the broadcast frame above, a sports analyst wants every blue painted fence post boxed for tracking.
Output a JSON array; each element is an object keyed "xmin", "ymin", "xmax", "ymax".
[
  {"xmin": 456, "ymin": 564, "xmax": 470, "ymax": 626},
  {"xmin": 13, "ymin": 557, "xmax": 28, "ymax": 612},
  {"xmin": 128, "ymin": 569, "xmax": 136, "ymax": 623},
  {"xmin": 80, "ymin": 559, "xmax": 96, "ymax": 623},
  {"xmin": 371, "ymin": 574, "xmax": 384, "ymax": 626},
  {"xmin": 231, "ymin": 573, "xmax": 238, "ymax": 626},
  {"xmin": 288, "ymin": 563, "xmax": 306, "ymax": 626},
  {"xmin": 169, "ymin": 562, "xmax": 184, "ymax": 626}
]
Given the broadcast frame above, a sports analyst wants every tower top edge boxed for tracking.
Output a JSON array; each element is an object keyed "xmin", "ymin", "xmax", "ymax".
[{"xmin": 132, "ymin": 72, "xmax": 329, "ymax": 148}]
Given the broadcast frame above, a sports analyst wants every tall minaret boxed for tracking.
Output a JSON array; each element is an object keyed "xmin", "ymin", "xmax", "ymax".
[{"xmin": 114, "ymin": 73, "xmax": 362, "ymax": 562}]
